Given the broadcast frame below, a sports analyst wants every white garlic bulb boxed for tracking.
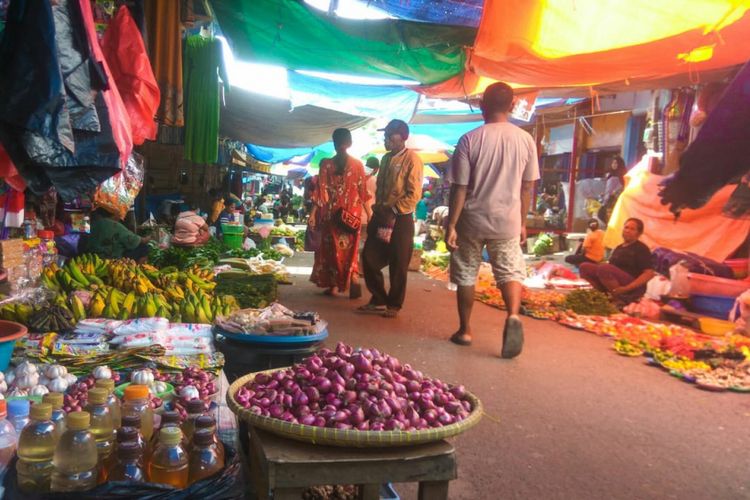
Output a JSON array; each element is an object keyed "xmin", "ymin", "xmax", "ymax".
[
  {"xmin": 45, "ymin": 364, "xmax": 67, "ymax": 379},
  {"xmin": 180, "ymin": 385, "xmax": 199, "ymax": 400},
  {"xmin": 0, "ymin": 380, "xmax": 6, "ymax": 394},
  {"xmin": 47, "ymin": 377, "xmax": 69, "ymax": 393},
  {"xmin": 15, "ymin": 372, "xmax": 39, "ymax": 389},
  {"xmin": 65, "ymin": 373, "xmax": 78, "ymax": 386},
  {"xmin": 8, "ymin": 387, "xmax": 27, "ymax": 398},
  {"xmin": 30, "ymin": 385, "xmax": 50, "ymax": 397},
  {"xmin": 131, "ymin": 369, "xmax": 154, "ymax": 386},
  {"xmin": 151, "ymin": 381, "xmax": 168, "ymax": 394},
  {"xmin": 15, "ymin": 361, "xmax": 37, "ymax": 377},
  {"xmin": 92, "ymin": 366, "xmax": 112, "ymax": 380}
]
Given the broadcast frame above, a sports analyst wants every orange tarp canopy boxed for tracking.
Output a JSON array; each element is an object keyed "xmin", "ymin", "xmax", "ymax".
[
  {"xmin": 603, "ymin": 157, "xmax": 750, "ymax": 262},
  {"xmin": 423, "ymin": 0, "xmax": 750, "ymax": 97}
]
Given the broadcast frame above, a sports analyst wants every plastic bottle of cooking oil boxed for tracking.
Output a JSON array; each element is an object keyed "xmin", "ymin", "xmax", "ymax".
[
  {"xmin": 85, "ymin": 387, "xmax": 115, "ymax": 482},
  {"xmin": 121, "ymin": 414, "xmax": 149, "ymax": 457},
  {"xmin": 7, "ymin": 399, "xmax": 30, "ymax": 435},
  {"xmin": 16, "ymin": 402, "xmax": 56, "ymax": 493},
  {"xmin": 159, "ymin": 410, "xmax": 188, "ymax": 449},
  {"xmin": 181, "ymin": 399, "xmax": 205, "ymax": 443},
  {"xmin": 193, "ymin": 414, "xmax": 224, "ymax": 460},
  {"xmin": 188, "ymin": 428, "xmax": 224, "ymax": 485},
  {"xmin": 50, "ymin": 411, "xmax": 98, "ymax": 492},
  {"xmin": 0, "ymin": 400, "xmax": 18, "ymax": 470},
  {"xmin": 42, "ymin": 392, "xmax": 66, "ymax": 443},
  {"xmin": 95, "ymin": 378, "xmax": 121, "ymax": 428},
  {"xmin": 148, "ymin": 427, "xmax": 188, "ymax": 488},
  {"xmin": 122, "ymin": 385, "xmax": 154, "ymax": 441},
  {"xmin": 108, "ymin": 441, "xmax": 145, "ymax": 482}
]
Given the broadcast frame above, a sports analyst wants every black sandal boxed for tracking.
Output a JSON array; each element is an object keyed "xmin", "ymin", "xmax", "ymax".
[{"xmin": 450, "ymin": 332, "xmax": 472, "ymax": 346}]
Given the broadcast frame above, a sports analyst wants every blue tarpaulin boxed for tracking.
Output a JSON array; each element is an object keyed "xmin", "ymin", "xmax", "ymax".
[
  {"xmin": 288, "ymin": 71, "xmax": 420, "ymax": 123},
  {"xmin": 366, "ymin": 0, "xmax": 483, "ymax": 27},
  {"xmin": 247, "ymin": 144, "xmax": 315, "ymax": 163}
]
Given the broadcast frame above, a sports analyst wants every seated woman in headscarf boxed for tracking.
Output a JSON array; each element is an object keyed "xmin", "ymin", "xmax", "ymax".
[
  {"xmin": 579, "ymin": 218, "xmax": 655, "ymax": 304},
  {"xmin": 172, "ymin": 202, "xmax": 209, "ymax": 246},
  {"xmin": 88, "ymin": 207, "xmax": 151, "ymax": 263}
]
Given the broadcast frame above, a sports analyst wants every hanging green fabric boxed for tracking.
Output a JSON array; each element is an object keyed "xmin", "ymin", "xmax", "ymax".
[
  {"xmin": 211, "ymin": 0, "xmax": 475, "ymax": 85},
  {"xmin": 184, "ymin": 34, "xmax": 227, "ymax": 164}
]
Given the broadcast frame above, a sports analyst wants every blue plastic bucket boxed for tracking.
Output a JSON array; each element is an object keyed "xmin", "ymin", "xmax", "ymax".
[
  {"xmin": 689, "ymin": 293, "xmax": 736, "ymax": 320},
  {"xmin": 0, "ymin": 320, "xmax": 27, "ymax": 371}
]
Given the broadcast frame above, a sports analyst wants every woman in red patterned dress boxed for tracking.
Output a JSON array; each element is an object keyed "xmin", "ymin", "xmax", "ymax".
[{"xmin": 309, "ymin": 129, "xmax": 370, "ymax": 298}]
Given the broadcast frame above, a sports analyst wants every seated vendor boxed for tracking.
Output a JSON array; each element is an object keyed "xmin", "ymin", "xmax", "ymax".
[
  {"xmin": 87, "ymin": 208, "xmax": 151, "ymax": 263},
  {"xmin": 214, "ymin": 200, "xmax": 237, "ymax": 237},
  {"xmin": 579, "ymin": 218, "xmax": 655, "ymax": 304},
  {"xmin": 565, "ymin": 219, "xmax": 605, "ymax": 267},
  {"xmin": 172, "ymin": 203, "xmax": 209, "ymax": 247}
]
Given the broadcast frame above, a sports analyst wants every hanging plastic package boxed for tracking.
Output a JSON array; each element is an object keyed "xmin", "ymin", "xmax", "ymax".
[
  {"xmin": 101, "ymin": 5, "xmax": 160, "ymax": 145},
  {"xmin": 0, "ymin": 0, "xmax": 133, "ymax": 200},
  {"xmin": 92, "ymin": 152, "xmax": 145, "ymax": 220},
  {"xmin": 0, "ymin": 144, "xmax": 26, "ymax": 192}
]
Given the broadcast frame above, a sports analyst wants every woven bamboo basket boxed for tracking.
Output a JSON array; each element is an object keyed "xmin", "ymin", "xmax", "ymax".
[{"xmin": 227, "ymin": 368, "xmax": 483, "ymax": 448}]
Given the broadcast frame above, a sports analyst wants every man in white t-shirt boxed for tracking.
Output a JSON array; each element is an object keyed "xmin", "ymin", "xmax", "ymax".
[{"xmin": 445, "ymin": 82, "xmax": 540, "ymax": 359}]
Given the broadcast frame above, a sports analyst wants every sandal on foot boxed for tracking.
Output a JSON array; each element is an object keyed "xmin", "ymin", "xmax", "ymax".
[
  {"xmin": 355, "ymin": 304, "xmax": 386, "ymax": 314},
  {"xmin": 450, "ymin": 332, "xmax": 472, "ymax": 346},
  {"xmin": 382, "ymin": 308, "xmax": 399, "ymax": 318},
  {"xmin": 501, "ymin": 316, "xmax": 524, "ymax": 359},
  {"xmin": 323, "ymin": 288, "xmax": 336, "ymax": 296}
]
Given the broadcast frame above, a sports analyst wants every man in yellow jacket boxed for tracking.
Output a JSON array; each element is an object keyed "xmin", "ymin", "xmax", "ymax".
[{"xmin": 357, "ymin": 120, "xmax": 424, "ymax": 318}]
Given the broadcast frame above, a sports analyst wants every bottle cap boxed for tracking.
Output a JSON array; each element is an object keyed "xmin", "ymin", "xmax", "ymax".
[
  {"xmin": 192, "ymin": 428, "xmax": 214, "ymax": 446},
  {"xmin": 194, "ymin": 415, "xmax": 216, "ymax": 430},
  {"xmin": 161, "ymin": 410, "xmax": 180, "ymax": 426},
  {"xmin": 124, "ymin": 384, "xmax": 149, "ymax": 400},
  {"xmin": 7, "ymin": 399, "xmax": 29, "ymax": 417},
  {"xmin": 159, "ymin": 426, "xmax": 183, "ymax": 446},
  {"xmin": 121, "ymin": 415, "xmax": 142, "ymax": 429},
  {"xmin": 0, "ymin": 400, "xmax": 7, "ymax": 418},
  {"xmin": 42, "ymin": 392, "xmax": 64, "ymax": 410},
  {"xmin": 67, "ymin": 411, "xmax": 91, "ymax": 430},
  {"xmin": 117, "ymin": 426, "xmax": 138, "ymax": 443},
  {"xmin": 186, "ymin": 399, "xmax": 204, "ymax": 414},
  {"xmin": 30, "ymin": 403, "xmax": 52, "ymax": 421},
  {"xmin": 95, "ymin": 378, "xmax": 115, "ymax": 392},
  {"xmin": 117, "ymin": 441, "xmax": 141, "ymax": 460},
  {"xmin": 87, "ymin": 388, "xmax": 108, "ymax": 405}
]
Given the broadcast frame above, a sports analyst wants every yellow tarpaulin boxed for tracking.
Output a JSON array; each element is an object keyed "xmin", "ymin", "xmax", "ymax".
[{"xmin": 604, "ymin": 156, "xmax": 750, "ymax": 261}]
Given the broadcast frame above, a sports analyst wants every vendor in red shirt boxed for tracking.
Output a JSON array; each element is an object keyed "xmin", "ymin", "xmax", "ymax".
[{"xmin": 580, "ymin": 218, "xmax": 655, "ymax": 304}]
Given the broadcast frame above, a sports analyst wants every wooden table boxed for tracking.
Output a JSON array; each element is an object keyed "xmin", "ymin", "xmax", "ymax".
[{"xmin": 248, "ymin": 427, "xmax": 457, "ymax": 500}]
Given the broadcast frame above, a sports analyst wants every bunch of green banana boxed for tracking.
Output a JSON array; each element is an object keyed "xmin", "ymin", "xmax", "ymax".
[{"xmin": 28, "ymin": 305, "xmax": 74, "ymax": 332}]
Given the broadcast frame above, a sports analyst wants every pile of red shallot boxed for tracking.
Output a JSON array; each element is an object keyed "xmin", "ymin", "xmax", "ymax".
[{"xmin": 234, "ymin": 342, "xmax": 472, "ymax": 431}]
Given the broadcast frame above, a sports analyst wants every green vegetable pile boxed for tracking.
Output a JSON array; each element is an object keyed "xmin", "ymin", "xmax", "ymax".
[
  {"xmin": 215, "ymin": 271, "xmax": 278, "ymax": 308},
  {"xmin": 149, "ymin": 238, "xmax": 285, "ymax": 269},
  {"xmin": 564, "ymin": 289, "xmax": 619, "ymax": 316},
  {"xmin": 533, "ymin": 233, "xmax": 555, "ymax": 257},
  {"xmin": 148, "ymin": 238, "xmax": 224, "ymax": 269},
  {"xmin": 421, "ymin": 251, "xmax": 450, "ymax": 270}
]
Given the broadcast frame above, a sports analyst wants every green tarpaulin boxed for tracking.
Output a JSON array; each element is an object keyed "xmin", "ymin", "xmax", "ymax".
[{"xmin": 212, "ymin": 0, "xmax": 475, "ymax": 85}]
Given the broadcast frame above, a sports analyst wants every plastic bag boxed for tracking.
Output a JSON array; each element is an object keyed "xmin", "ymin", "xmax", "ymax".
[
  {"xmin": 1, "ymin": 442, "xmax": 244, "ymax": 500},
  {"xmin": 668, "ymin": 261, "xmax": 690, "ymax": 298},
  {"xmin": 645, "ymin": 274, "xmax": 671, "ymax": 300},
  {"xmin": 92, "ymin": 152, "xmax": 144, "ymax": 219},
  {"xmin": 112, "ymin": 317, "xmax": 169, "ymax": 336}
]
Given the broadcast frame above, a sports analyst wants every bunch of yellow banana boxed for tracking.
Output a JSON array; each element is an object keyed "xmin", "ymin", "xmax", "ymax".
[
  {"xmin": 177, "ymin": 290, "xmax": 236, "ymax": 324},
  {"xmin": 0, "ymin": 302, "xmax": 33, "ymax": 323},
  {"xmin": 67, "ymin": 254, "xmax": 107, "ymax": 277},
  {"xmin": 189, "ymin": 265, "xmax": 214, "ymax": 282}
]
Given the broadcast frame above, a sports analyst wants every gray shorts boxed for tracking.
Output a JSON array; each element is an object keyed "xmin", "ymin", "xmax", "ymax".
[{"xmin": 450, "ymin": 234, "xmax": 526, "ymax": 287}]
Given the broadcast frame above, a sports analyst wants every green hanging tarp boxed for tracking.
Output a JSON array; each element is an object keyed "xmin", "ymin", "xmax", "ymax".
[{"xmin": 211, "ymin": 0, "xmax": 475, "ymax": 85}]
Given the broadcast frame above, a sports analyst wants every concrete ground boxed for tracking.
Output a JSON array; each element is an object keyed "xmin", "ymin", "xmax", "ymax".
[{"xmin": 277, "ymin": 252, "xmax": 750, "ymax": 500}]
